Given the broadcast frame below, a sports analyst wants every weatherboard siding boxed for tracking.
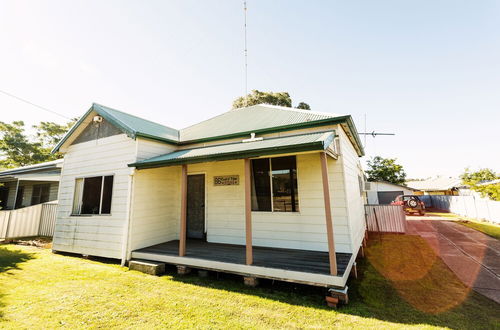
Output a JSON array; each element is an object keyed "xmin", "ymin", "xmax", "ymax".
[
  {"xmin": 337, "ymin": 126, "xmax": 365, "ymax": 254},
  {"xmin": 187, "ymin": 153, "xmax": 352, "ymax": 253},
  {"xmin": 178, "ymin": 124, "xmax": 339, "ymax": 150},
  {"xmin": 53, "ymin": 134, "xmax": 136, "ymax": 259},
  {"xmin": 135, "ymin": 137, "xmax": 177, "ymax": 161},
  {"xmin": 129, "ymin": 166, "xmax": 181, "ymax": 252}
]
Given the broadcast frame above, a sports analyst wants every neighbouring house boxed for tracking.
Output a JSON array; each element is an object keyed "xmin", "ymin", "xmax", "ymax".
[
  {"xmin": 406, "ymin": 177, "xmax": 464, "ymax": 196},
  {"xmin": 51, "ymin": 103, "xmax": 366, "ymax": 291},
  {"xmin": 0, "ymin": 159, "xmax": 62, "ymax": 210},
  {"xmin": 365, "ymin": 181, "xmax": 419, "ymax": 204}
]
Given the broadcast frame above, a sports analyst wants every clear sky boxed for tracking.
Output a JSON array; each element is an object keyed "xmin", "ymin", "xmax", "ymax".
[{"xmin": 0, "ymin": 0, "xmax": 499, "ymax": 178}]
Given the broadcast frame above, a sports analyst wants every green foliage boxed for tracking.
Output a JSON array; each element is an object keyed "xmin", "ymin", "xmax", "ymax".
[
  {"xmin": 461, "ymin": 168, "xmax": 500, "ymax": 201},
  {"xmin": 296, "ymin": 102, "xmax": 311, "ymax": 110},
  {"xmin": 458, "ymin": 220, "xmax": 500, "ymax": 239},
  {"xmin": 366, "ymin": 156, "xmax": 406, "ymax": 185},
  {"xmin": 0, "ymin": 119, "xmax": 76, "ymax": 168},
  {"xmin": 232, "ymin": 90, "xmax": 310, "ymax": 110}
]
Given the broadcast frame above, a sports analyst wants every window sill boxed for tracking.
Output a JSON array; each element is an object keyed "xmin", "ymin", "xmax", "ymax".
[
  {"xmin": 251, "ymin": 211, "xmax": 301, "ymax": 215},
  {"xmin": 70, "ymin": 214, "xmax": 112, "ymax": 217}
]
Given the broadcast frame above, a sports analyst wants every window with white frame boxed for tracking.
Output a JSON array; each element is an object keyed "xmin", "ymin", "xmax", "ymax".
[
  {"xmin": 72, "ymin": 176, "xmax": 113, "ymax": 215},
  {"xmin": 251, "ymin": 156, "xmax": 299, "ymax": 212}
]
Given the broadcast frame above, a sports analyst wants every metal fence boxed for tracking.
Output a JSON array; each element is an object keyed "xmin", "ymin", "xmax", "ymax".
[
  {"xmin": 418, "ymin": 195, "xmax": 500, "ymax": 224},
  {"xmin": 365, "ymin": 204, "xmax": 407, "ymax": 233},
  {"xmin": 0, "ymin": 201, "xmax": 58, "ymax": 239}
]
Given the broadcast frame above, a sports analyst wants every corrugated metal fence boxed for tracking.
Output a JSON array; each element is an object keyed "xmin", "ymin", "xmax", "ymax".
[
  {"xmin": 365, "ymin": 204, "xmax": 406, "ymax": 233},
  {"xmin": 0, "ymin": 201, "xmax": 57, "ymax": 239},
  {"xmin": 418, "ymin": 195, "xmax": 500, "ymax": 224}
]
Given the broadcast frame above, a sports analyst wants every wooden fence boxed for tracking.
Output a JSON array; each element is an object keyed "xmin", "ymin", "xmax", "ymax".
[
  {"xmin": 365, "ymin": 204, "xmax": 406, "ymax": 233},
  {"xmin": 0, "ymin": 202, "xmax": 58, "ymax": 239}
]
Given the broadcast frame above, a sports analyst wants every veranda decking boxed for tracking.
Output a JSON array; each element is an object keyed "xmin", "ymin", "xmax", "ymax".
[{"xmin": 132, "ymin": 239, "xmax": 354, "ymax": 287}]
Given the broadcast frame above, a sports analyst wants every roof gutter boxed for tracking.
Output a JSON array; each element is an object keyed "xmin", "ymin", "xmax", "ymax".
[{"xmin": 129, "ymin": 139, "xmax": 331, "ymax": 170}]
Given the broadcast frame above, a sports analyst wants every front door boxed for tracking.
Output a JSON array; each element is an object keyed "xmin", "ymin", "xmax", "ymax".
[{"xmin": 187, "ymin": 174, "xmax": 205, "ymax": 239}]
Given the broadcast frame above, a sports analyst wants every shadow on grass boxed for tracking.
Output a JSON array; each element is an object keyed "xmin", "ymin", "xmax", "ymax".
[
  {"xmin": 0, "ymin": 246, "xmax": 35, "ymax": 320},
  {"xmin": 163, "ymin": 234, "xmax": 499, "ymax": 330},
  {"xmin": 0, "ymin": 246, "xmax": 34, "ymax": 273}
]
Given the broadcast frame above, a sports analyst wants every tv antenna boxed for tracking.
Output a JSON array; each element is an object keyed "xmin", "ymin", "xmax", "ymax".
[
  {"xmin": 359, "ymin": 114, "xmax": 395, "ymax": 148},
  {"xmin": 243, "ymin": 1, "xmax": 248, "ymax": 107}
]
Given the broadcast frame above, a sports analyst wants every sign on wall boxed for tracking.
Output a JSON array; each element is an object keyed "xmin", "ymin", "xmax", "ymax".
[{"xmin": 214, "ymin": 175, "xmax": 240, "ymax": 186}]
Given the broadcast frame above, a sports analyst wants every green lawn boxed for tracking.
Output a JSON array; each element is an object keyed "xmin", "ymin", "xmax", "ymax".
[
  {"xmin": 0, "ymin": 236, "xmax": 498, "ymax": 329},
  {"xmin": 456, "ymin": 220, "xmax": 500, "ymax": 240}
]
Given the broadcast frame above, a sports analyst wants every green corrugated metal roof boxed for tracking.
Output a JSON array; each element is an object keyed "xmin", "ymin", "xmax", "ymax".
[
  {"xmin": 53, "ymin": 103, "xmax": 179, "ymax": 152},
  {"xmin": 179, "ymin": 104, "xmax": 344, "ymax": 142},
  {"xmin": 54, "ymin": 103, "xmax": 364, "ymax": 156},
  {"xmin": 130, "ymin": 131, "xmax": 335, "ymax": 169},
  {"xmin": 93, "ymin": 104, "xmax": 179, "ymax": 142}
]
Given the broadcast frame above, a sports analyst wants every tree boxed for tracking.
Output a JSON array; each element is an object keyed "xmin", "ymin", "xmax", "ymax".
[
  {"xmin": 33, "ymin": 119, "xmax": 77, "ymax": 160},
  {"xmin": 296, "ymin": 102, "xmax": 311, "ymax": 110},
  {"xmin": 461, "ymin": 168, "xmax": 500, "ymax": 201},
  {"xmin": 0, "ymin": 121, "xmax": 44, "ymax": 168},
  {"xmin": 0, "ymin": 119, "xmax": 76, "ymax": 168},
  {"xmin": 366, "ymin": 156, "xmax": 407, "ymax": 185},
  {"xmin": 232, "ymin": 90, "xmax": 310, "ymax": 110}
]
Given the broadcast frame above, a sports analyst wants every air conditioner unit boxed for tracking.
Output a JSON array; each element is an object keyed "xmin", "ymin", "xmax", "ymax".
[{"xmin": 364, "ymin": 182, "xmax": 372, "ymax": 191}]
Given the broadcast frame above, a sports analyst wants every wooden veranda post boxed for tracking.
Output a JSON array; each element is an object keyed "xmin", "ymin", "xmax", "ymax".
[
  {"xmin": 244, "ymin": 158, "xmax": 253, "ymax": 265},
  {"xmin": 179, "ymin": 164, "xmax": 188, "ymax": 256},
  {"xmin": 319, "ymin": 152, "xmax": 337, "ymax": 275}
]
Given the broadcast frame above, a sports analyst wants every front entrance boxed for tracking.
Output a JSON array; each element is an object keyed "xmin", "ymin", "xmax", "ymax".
[{"xmin": 187, "ymin": 174, "xmax": 205, "ymax": 239}]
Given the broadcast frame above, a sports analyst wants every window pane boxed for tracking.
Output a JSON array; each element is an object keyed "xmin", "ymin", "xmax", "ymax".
[
  {"xmin": 251, "ymin": 158, "xmax": 271, "ymax": 211},
  {"xmin": 40, "ymin": 184, "xmax": 50, "ymax": 203},
  {"xmin": 81, "ymin": 177, "xmax": 102, "ymax": 214},
  {"xmin": 271, "ymin": 156, "xmax": 299, "ymax": 212},
  {"xmin": 101, "ymin": 176, "xmax": 114, "ymax": 214},
  {"xmin": 31, "ymin": 185, "xmax": 41, "ymax": 205},
  {"xmin": 15, "ymin": 187, "xmax": 24, "ymax": 208},
  {"xmin": 72, "ymin": 179, "xmax": 84, "ymax": 214}
]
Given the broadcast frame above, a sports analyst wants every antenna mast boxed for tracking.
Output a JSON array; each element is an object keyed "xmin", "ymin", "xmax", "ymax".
[{"xmin": 244, "ymin": 1, "xmax": 248, "ymax": 106}]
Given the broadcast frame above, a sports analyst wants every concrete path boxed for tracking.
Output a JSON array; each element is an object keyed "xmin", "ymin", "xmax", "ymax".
[{"xmin": 407, "ymin": 220, "xmax": 500, "ymax": 304}]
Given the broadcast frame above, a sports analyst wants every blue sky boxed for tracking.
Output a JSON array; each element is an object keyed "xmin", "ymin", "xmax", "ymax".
[{"xmin": 0, "ymin": 0, "xmax": 499, "ymax": 178}]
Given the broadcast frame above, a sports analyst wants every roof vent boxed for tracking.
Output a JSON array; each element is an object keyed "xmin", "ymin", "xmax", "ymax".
[{"xmin": 242, "ymin": 132, "xmax": 263, "ymax": 143}]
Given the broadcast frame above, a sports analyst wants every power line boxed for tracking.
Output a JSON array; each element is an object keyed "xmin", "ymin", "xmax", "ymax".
[{"xmin": 0, "ymin": 89, "xmax": 72, "ymax": 120}]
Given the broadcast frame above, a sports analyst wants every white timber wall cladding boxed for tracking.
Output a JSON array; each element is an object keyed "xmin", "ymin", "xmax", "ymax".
[
  {"xmin": 188, "ymin": 160, "xmax": 245, "ymax": 247},
  {"xmin": 337, "ymin": 126, "xmax": 366, "ymax": 253},
  {"xmin": 135, "ymin": 137, "xmax": 177, "ymax": 161},
  {"xmin": 49, "ymin": 182, "xmax": 59, "ymax": 201},
  {"xmin": 129, "ymin": 166, "xmax": 181, "ymax": 252},
  {"xmin": 53, "ymin": 134, "xmax": 137, "ymax": 258},
  {"xmin": 188, "ymin": 153, "xmax": 352, "ymax": 253}
]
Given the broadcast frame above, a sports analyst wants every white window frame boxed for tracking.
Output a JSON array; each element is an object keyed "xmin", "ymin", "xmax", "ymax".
[{"xmin": 71, "ymin": 174, "xmax": 114, "ymax": 216}]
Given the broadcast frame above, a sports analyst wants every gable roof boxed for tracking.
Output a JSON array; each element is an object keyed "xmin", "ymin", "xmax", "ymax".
[
  {"xmin": 130, "ymin": 131, "xmax": 335, "ymax": 169},
  {"xmin": 181, "ymin": 104, "xmax": 343, "ymax": 141},
  {"xmin": 53, "ymin": 103, "xmax": 179, "ymax": 152},
  {"xmin": 54, "ymin": 103, "xmax": 364, "ymax": 156},
  {"xmin": 370, "ymin": 181, "xmax": 419, "ymax": 191},
  {"xmin": 406, "ymin": 177, "xmax": 464, "ymax": 191}
]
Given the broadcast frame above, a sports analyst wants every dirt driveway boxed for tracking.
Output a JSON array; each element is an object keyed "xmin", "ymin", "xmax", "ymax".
[{"xmin": 407, "ymin": 217, "xmax": 500, "ymax": 304}]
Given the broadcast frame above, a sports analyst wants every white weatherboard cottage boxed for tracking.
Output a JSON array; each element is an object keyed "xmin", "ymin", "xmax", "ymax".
[{"xmin": 52, "ymin": 103, "xmax": 366, "ymax": 291}]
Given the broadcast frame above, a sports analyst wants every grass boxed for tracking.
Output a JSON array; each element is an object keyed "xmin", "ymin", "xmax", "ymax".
[
  {"xmin": 456, "ymin": 220, "xmax": 500, "ymax": 240},
  {"xmin": 425, "ymin": 212, "xmax": 461, "ymax": 219},
  {"xmin": 0, "ymin": 236, "xmax": 498, "ymax": 329}
]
